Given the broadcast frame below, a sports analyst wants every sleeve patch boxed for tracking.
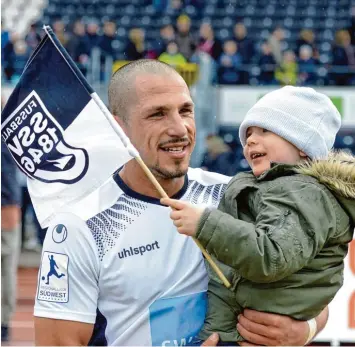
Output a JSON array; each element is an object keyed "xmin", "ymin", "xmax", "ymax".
[{"xmin": 37, "ymin": 251, "xmax": 69, "ymax": 303}]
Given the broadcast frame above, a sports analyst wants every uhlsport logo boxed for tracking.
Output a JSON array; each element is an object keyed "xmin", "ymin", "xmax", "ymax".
[
  {"xmin": 52, "ymin": 224, "xmax": 68, "ymax": 244},
  {"xmin": 37, "ymin": 251, "xmax": 69, "ymax": 303},
  {"xmin": 1, "ymin": 91, "xmax": 89, "ymax": 184}
]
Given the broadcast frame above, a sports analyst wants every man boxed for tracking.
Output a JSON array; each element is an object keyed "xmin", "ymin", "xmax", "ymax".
[
  {"xmin": 1, "ymin": 141, "xmax": 21, "ymax": 342},
  {"xmin": 34, "ymin": 60, "xmax": 328, "ymax": 346},
  {"xmin": 268, "ymin": 26, "xmax": 285, "ymax": 66}
]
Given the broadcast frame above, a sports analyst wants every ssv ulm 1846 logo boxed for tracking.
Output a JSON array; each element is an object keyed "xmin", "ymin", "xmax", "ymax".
[{"xmin": 1, "ymin": 91, "xmax": 88, "ymax": 184}]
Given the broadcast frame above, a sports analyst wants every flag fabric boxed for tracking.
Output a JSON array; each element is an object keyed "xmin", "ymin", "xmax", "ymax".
[{"xmin": 1, "ymin": 26, "xmax": 135, "ymax": 228}]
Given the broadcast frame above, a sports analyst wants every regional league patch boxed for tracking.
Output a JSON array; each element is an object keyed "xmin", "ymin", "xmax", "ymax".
[{"xmin": 37, "ymin": 251, "xmax": 69, "ymax": 303}]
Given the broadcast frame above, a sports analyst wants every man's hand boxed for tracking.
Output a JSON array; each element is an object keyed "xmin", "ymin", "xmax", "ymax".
[
  {"xmin": 160, "ymin": 198, "xmax": 205, "ymax": 237},
  {"xmin": 237, "ymin": 309, "xmax": 309, "ymax": 346}
]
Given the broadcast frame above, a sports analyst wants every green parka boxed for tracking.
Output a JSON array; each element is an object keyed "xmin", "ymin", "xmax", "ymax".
[{"xmin": 196, "ymin": 151, "xmax": 355, "ymax": 342}]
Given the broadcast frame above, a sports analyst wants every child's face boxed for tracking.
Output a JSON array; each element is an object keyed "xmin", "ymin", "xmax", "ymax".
[
  {"xmin": 243, "ymin": 126, "xmax": 306, "ymax": 176},
  {"xmin": 224, "ymin": 41, "xmax": 237, "ymax": 55},
  {"xmin": 167, "ymin": 42, "xmax": 178, "ymax": 54}
]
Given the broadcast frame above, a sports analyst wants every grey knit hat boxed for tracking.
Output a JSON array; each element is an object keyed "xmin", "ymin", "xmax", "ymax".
[{"xmin": 239, "ymin": 86, "xmax": 341, "ymax": 159}]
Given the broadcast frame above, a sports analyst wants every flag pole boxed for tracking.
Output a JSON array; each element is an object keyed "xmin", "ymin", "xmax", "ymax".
[
  {"xmin": 43, "ymin": 25, "xmax": 231, "ymax": 288},
  {"xmin": 135, "ymin": 156, "xmax": 231, "ymax": 288}
]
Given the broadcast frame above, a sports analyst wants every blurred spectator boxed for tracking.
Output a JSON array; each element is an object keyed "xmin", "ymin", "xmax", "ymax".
[
  {"xmin": 268, "ymin": 26, "xmax": 285, "ymax": 65},
  {"xmin": 12, "ymin": 40, "xmax": 31, "ymax": 81},
  {"xmin": 296, "ymin": 29, "xmax": 319, "ymax": 60},
  {"xmin": 86, "ymin": 21, "xmax": 100, "ymax": 50},
  {"xmin": 275, "ymin": 50, "xmax": 298, "ymax": 86},
  {"xmin": 19, "ymin": 172, "xmax": 44, "ymax": 251},
  {"xmin": 153, "ymin": 24, "xmax": 175, "ymax": 57},
  {"xmin": 232, "ymin": 22, "xmax": 253, "ymax": 84},
  {"xmin": 331, "ymin": 30, "xmax": 355, "ymax": 85},
  {"xmin": 232, "ymin": 23, "xmax": 255, "ymax": 64},
  {"xmin": 124, "ymin": 28, "xmax": 146, "ymax": 60},
  {"xmin": 158, "ymin": 41, "xmax": 187, "ymax": 66},
  {"xmin": 2, "ymin": 36, "xmax": 31, "ymax": 82},
  {"xmin": 298, "ymin": 45, "xmax": 318, "ymax": 85},
  {"xmin": 197, "ymin": 22, "xmax": 223, "ymax": 61},
  {"xmin": 349, "ymin": 6, "xmax": 355, "ymax": 45},
  {"xmin": 2, "ymin": 32, "xmax": 16, "ymax": 81},
  {"xmin": 217, "ymin": 40, "xmax": 243, "ymax": 84},
  {"xmin": 1, "ymin": 21, "xmax": 10, "ymax": 52},
  {"xmin": 25, "ymin": 23, "xmax": 41, "ymax": 53},
  {"xmin": 175, "ymin": 14, "xmax": 196, "ymax": 60},
  {"xmin": 53, "ymin": 20, "xmax": 69, "ymax": 47},
  {"xmin": 170, "ymin": 0, "xmax": 184, "ymax": 12},
  {"xmin": 98, "ymin": 21, "xmax": 117, "ymax": 59},
  {"xmin": 1, "ymin": 23, "xmax": 10, "ymax": 82},
  {"xmin": 258, "ymin": 41, "xmax": 276, "ymax": 85},
  {"xmin": 66, "ymin": 20, "xmax": 91, "ymax": 76},
  {"xmin": 200, "ymin": 135, "xmax": 235, "ymax": 176},
  {"xmin": 1, "ymin": 141, "xmax": 21, "ymax": 342}
]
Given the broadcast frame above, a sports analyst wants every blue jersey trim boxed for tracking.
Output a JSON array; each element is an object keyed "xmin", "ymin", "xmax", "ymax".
[
  {"xmin": 113, "ymin": 169, "xmax": 188, "ymax": 205},
  {"xmin": 87, "ymin": 308, "xmax": 108, "ymax": 346}
]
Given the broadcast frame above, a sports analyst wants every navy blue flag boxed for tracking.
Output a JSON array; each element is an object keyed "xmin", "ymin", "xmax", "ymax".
[{"xmin": 1, "ymin": 26, "xmax": 136, "ymax": 227}]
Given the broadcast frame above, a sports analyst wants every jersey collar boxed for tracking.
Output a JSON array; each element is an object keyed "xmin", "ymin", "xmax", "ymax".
[{"xmin": 113, "ymin": 168, "xmax": 189, "ymax": 205}]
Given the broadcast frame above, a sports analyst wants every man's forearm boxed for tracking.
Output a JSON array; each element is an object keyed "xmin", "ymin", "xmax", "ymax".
[
  {"xmin": 235, "ymin": 306, "xmax": 330, "ymax": 346},
  {"xmin": 314, "ymin": 306, "xmax": 329, "ymax": 338},
  {"xmin": 305, "ymin": 306, "xmax": 329, "ymax": 345}
]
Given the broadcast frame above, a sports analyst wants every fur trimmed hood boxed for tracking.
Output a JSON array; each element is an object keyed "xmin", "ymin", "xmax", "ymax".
[{"xmin": 296, "ymin": 150, "xmax": 355, "ymax": 223}]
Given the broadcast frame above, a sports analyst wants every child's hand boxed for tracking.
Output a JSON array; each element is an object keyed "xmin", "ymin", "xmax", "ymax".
[{"xmin": 160, "ymin": 198, "xmax": 205, "ymax": 237}]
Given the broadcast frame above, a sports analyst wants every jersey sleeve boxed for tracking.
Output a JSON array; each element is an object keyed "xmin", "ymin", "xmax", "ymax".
[{"xmin": 34, "ymin": 212, "xmax": 99, "ymax": 324}]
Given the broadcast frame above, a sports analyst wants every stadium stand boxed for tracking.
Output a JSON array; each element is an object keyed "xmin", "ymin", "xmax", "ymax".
[{"xmin": 2, "ymin": 0, "xmax": 355, "ymax": 86}]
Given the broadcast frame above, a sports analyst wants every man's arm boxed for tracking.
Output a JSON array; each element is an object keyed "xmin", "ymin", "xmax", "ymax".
[
  {"xmin": 237, "ymin": 307, "xmax": 329, "ymax": 346},
  {"xmin": 201, "ymin": 307, "xmax": 329, "ymax": 346},
  {"xmin": 35, "ymin": 317, "xmax": 94, "ymax": 346},
  {"xmin": 34, "ymin": 213, "xmax": 99, "ymax": 345}
]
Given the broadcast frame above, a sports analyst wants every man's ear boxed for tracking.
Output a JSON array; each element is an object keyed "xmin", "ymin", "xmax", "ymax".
[{"xmin": 299, "ymin": 151, "xmax": 307, "ymax": 158}]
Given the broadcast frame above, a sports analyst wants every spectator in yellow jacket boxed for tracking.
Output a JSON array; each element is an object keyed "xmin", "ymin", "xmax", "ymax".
[{"xmin": 275, "ymin": 50, "xmax": 298, "ymax": 85}]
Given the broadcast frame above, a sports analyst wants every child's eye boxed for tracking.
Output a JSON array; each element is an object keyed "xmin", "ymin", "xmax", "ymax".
[{"xmin": 262, "ymin": 129, "xmax": 269, "ymax": 133}]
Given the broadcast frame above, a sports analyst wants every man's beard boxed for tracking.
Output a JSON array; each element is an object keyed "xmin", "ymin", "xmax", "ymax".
[{"xmin": 150, "ymin": 161, "xmax": 188, "ymax": 179}]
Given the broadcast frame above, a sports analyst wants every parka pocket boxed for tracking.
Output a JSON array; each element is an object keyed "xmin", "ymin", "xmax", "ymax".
[
  {"xmin": 265, "ymin": 209, "xmax": 291, "ymax": 237},
  {"xmin": 268, "ymin": 209, "xmax": 314, "ymax": 266}
]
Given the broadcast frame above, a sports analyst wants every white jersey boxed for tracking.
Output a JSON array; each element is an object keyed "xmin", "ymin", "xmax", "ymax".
[{"xmin": 34, "ymin": 168, "xmax": 231, "ymax": 346}]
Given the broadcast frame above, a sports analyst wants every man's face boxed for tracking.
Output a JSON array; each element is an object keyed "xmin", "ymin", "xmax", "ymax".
[
  {"xmin": 104, "ymin": 22, "xmax": 116, "ymax": 36},
  {"xmin": 123, "ymin": 73, "xmax": 196, "ymax": 179},
  {"xmin": 234, "ymin": 24, "xmax": 246, "ymax": 38},
  {"xmin": 243, "ymin": 126, "xmax": 304, "ymax": 177},
  {"xmin": 177, "ymin": 21, "xmax": 191, "ymax": 34},
  {"xmin": 275, "ymin": 28, "xmax": 285, "ymax": 40}
]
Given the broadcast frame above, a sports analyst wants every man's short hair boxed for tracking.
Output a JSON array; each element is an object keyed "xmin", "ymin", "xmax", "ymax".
[{"xmin": 108, "ymin": 59, "xmax": 179, "ymax": 123}]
